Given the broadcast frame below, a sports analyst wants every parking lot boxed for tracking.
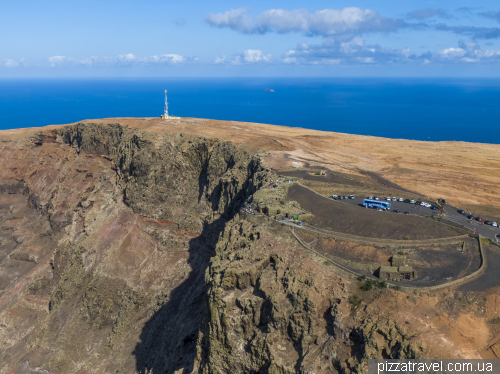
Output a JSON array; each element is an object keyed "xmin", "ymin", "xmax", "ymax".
[
  {"xmin": 333, "ymin": 195, "xmax": 438, "ymax": 216},
  {"xmin": 287, "ymin": 185, "xmax": 465, "ymax": 240},
  {"xmin": 332, "ymin": 194, "xmax": 500, "ymax": 243}
]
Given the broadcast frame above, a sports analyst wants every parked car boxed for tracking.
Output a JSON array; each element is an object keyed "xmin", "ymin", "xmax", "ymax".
[
  {"xmin": 404, "ymin": 199, "xmax": 411, "ymax": 203},
  {"xmin": 404, "ymin": 211, "xmax": 410, "ymax": 214},
  {"xmin": 393, "ymin": 209, "xmax": 400, "ymax": 213},
  {"xmin": 468, "ymin": 215, "xmax": 474, "ymax": 220},
  {"xmin": 392, "ymin": 197, "xmax": 396, "ymax": 201},
  {"xmin": 368, "ymin": 196, "xmax": 373, "ymax": 199},
  {"xmin": 410, "ymin": 200, "xmax": 416, "ymax": 204},
  {"xmin": 476, "ymin": 217, "xmax": 483, "ymax": 222},
  {"xmin": 425, "ymin": 203, "xmax": 431, "ymax": 208},
  {"xmin": 398, "ymin": 198, "xmax": 403, "ymax": 202},
  {"xmin": 420, "ymin": 202, "xmax": 426, "ymax": 206},
  {"xmin": 492, "ymin": 222, "xmax": 498, "ymax": 227},
  {"xmin": 458, "ymin": 210, "xmax": 465, "ymax": 214},
  {"xmin": 497, "ymin": 233, "xmax": 500, "ymax": 238},
  {"xmin": 374, "ymin": 196, "xmax": 380, "ymax": 200},
  {"xmin": 431, "ymin": 205, "xmax": 438, "ymax": 210},
  {"xmin": 385, "ymin": 197, "xmax": 390, "ymax": 201},
  {"xmin": 349, "ymin": 195, "xmax": 355, "ymax": 199},
  {"xmin": 485, "ymin": 220, "xmax": 492, "ymax": 225},
  {"xmin": 330, "ymin": 195, "xmax": 338, "ymax": 199}
]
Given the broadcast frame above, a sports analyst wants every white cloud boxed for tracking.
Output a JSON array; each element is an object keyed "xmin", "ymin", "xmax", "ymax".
[
  {"xmin": 48, "ymin": 56, "xmax": 68, "ymax": 66},
  {"xmin": 230, "ymin": 50, "xmax": 271, "ymax": 64},
  {"xmin": 283, "ymin": 50, "xmax": 297, "ymax": 64},
  {"xmin": 435, "ymin": 40, "xmax": 500, "ymax": 62},
  {"xmin": 231, "ymin": 56, "xmax": 242, "ymax": 65},
  {"xmin": 243, "ymin": 49, "xmax": 271, "ymax": 63},
  {"xmin": 206, "ymin": 7, "xmax": 410, "ymax": 37},
  {"xmin": 437, "ymin": 48, "xmax": 467, "ymax": 59},
  {"xmin": 3, "ymin": 58, "xmax": 25, "ymax": 68},
  {"xmin": 48, "ymin": 55, "xmax": 93, "ymax": 66},
  {"xmin": 281, "ymin": 37, "xmax": 415, "ymax": 65},
  {"xmin": 214, "ymin": 55, "xmax": 227, "ymax": 64},
  {"xmin": 47, "ymin": 53, "xmax": 194, "ymax": 67},
  {"xmin": 206, "ymin": 8, "xmax": 253, "ymax": 33}
]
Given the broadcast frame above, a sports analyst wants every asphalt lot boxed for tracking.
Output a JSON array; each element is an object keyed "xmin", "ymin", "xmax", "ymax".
[
  {"xmin": 338, "ymin": 196, "xmax": 437, "ymax": 216},
  {"xmin": 335, "ymin": 195, "xmax": 500, "ymax": 243}
]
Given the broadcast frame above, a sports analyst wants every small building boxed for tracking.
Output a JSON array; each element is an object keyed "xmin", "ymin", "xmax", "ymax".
[{"xmin": 378, "ymin": 254, "xmax": 417, "ymax": 281}]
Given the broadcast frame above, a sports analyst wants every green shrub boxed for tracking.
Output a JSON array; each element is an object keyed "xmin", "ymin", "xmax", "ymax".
[
  {"xmin": 376, "ymin": 281, "xmax": 387, "ymax": 288},
  {"xmin": 357, "ymin": 275, "xmax": 366, "ymax": 281},
  {"xmin": 361, "ymin": 280, "xmax": 374, "ymax": 291}
]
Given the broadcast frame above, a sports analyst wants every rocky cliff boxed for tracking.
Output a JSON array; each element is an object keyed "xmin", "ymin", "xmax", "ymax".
[{"xmin": 0, "ymin": 122, "xmax": 484, "ymax": 374}]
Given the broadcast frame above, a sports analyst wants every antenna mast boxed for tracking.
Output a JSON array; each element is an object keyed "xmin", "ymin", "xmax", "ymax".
[{"xmin": 164, "ymin": 90, "xmax": 169, "ymax": 119}]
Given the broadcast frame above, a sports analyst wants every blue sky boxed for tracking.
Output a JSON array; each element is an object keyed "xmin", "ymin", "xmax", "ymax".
[{"xmin": 2, "ymin": 0, "xmax": 500, "ymax": 77}]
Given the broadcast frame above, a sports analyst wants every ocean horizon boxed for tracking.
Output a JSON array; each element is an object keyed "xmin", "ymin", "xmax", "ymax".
[{"xmin": 0, "ymin": 77, "xmax": 499, "ymax": 144}]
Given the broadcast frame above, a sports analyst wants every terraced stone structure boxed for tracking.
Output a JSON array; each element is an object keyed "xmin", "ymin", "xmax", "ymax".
[{"xmin": 379, "ymin": 254, "xmax": 417, "ymax": 281}]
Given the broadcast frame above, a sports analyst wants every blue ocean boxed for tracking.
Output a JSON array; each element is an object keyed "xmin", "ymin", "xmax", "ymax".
[{"xmin": 0, "ymin": 78, "xmax": 498, "ymax": 144}]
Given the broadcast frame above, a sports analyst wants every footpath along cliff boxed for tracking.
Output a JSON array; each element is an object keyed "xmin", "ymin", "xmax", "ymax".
[{"xmin": 0, "ymin": 122, "xmax": 494, "ymax": 374}]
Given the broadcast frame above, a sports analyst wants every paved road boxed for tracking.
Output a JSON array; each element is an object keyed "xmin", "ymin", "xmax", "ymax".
[
  {"xmin": 332, "ymin": 195, "xmax": 500, "ymax": 243},
  {"xmin": 444, "ymin": 205, "xmax": 500, "ymax": 243}
]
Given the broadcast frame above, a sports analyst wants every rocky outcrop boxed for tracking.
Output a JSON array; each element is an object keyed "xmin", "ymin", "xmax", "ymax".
[
  {"xmin": 198, "ymin": 219, "xmax": 349, "ymax": 373},
  {"xmin": 59, "ymin": 124, "xmax": 267, "ymax": 232}
]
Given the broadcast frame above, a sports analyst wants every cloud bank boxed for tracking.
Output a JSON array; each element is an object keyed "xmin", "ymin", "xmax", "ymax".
[
  {"xmin": 47, "ymin": 53, "xmax": 196, "ymax": 67},
  {"xmin": 279, "ymin": 37, "xmax": 500, "ymax": 66},
  {"xmin": 206, "ymin": 7, "xmax": 411, "ymax": 37}
]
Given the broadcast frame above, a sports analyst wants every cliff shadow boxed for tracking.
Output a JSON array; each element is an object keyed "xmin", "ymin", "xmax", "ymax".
[
  {"xmin": 133, "ymin": 183, "xmax": 255, "ymax": 373},
  {"xmin": 132, "ymin": 218, "xmax": 223, "ymax": 374}
]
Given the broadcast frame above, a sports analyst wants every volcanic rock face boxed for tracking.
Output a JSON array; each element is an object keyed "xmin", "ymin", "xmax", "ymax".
[
  {"xmin": 0, "ymin": 122, "xmax": 491, "ymax": 374},
  {"xmin": 0, "ymin": 123, "xmax": 273, "ymax": 373}
]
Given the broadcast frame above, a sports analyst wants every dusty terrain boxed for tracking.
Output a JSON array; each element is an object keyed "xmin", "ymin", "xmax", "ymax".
[
  {"xmin": 0, "ymin": 117, "xmax": 499, "ymax": 373},
  {"xmin": 7, "ymin": 115, "xmax": 499, "ymax": 209},
  {"xmin": 38, "ymin": 116, "xmax": 500, "ymax": 210}
]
